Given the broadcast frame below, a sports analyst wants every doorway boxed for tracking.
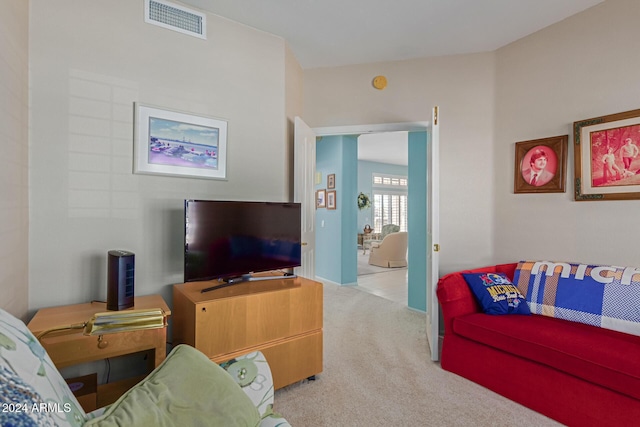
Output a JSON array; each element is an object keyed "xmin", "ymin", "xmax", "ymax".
[
  {"xmin": 355, "ymin": 132, "xmax": 409, "ymax": 304},
  {"xmin": 311, "ymin": 125, "xmax": 428, "ymax": 313},
  {"xmin": 295, "ymin": 114, "xmax": 440, "ymax": 361}
]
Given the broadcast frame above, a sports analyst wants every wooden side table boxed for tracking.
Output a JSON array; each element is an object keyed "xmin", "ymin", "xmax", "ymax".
[{"xmin": 28, "ymin": 295, "xmax": 171, "ymax": 410}]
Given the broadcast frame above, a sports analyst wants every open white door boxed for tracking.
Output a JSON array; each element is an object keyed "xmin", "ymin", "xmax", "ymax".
[
  {"xmin": 426, "ymin": 106, "xmax": 440, "ymax": 361},
  {"xmin": 293, "ymin": 117, "xmax": 317, "ymax": 279}
]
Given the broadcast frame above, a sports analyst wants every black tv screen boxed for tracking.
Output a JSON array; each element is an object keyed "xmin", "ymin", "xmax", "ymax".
[{"xmin": 184, "ymin": 200, "xmax": 302, "ymax": 282}]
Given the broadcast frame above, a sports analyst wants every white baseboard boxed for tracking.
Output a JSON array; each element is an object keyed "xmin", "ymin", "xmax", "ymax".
[{"xmin": 315, "ymin": 276, "xmax": 357, "ymax": 287}]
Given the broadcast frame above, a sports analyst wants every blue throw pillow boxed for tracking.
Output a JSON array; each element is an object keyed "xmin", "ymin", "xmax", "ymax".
[{"xmin": 463, "ymin": 272, "xmax": 531, "ymax": 315}]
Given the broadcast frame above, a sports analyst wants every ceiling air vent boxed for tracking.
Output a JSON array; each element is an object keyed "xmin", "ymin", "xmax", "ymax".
[{"xmin": 145, "ymin": 0, "xmax": 206, "ymax": 40}]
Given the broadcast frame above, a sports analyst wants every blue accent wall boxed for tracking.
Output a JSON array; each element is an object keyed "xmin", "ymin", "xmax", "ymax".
[
  {"xmin": 315, "ymin": 131, "xmax": 429, "ymax": 303},
  {"xmin": 357, "ymin": 160, "xmax": 408, "ymax": 233},
  {"xmin": 341, "ymin": 140, "xmax": 358, "ymax": 284},
  {"xmin": 315, "ymin": 135, "xmax": 358, "ymax": 285},
  {"xmin": 408, "ymin": 131, "xmax": 427, "ymax": 311}
]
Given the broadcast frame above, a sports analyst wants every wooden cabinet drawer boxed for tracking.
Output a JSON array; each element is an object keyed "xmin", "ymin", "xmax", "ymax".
[
  {"xmin": 260, "ymin": 331, "xmax": 323, "ymax": 390},
  {"xmin": 193, "ymin": 282, "xmax": 322, "ymax": 358},
  {"xmin": 41, "ymin": 328, "xmax": 166, "ymax": 369},
  {"xmin": 173, "ymin": 276, "xmax": 323, "ymax": 389}
]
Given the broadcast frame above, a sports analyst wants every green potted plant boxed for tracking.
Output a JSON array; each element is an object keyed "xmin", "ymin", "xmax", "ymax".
[{"xmin": 357, "ymin": 192, "xmax": 371, "ymax": 210}]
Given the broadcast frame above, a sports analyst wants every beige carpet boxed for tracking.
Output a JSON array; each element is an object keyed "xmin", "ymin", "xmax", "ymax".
[{"xmin": 274, "ymin": 282, "xmax": 561, "ymax": 426}]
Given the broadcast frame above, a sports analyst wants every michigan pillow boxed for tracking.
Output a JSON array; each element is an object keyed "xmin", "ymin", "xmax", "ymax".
[
  {"xmin": 514, "ymin": 260, "xmax": 640, "ymax": 336},
  {"xmin": 463, "ymin": 272, "xmax": 531, "ymax": 315}
]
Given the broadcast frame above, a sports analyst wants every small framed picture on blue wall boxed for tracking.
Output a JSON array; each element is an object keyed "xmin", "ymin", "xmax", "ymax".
[
  {"xmin": 327, "ymin": 190, "xmax": 336, "ymax": 210},
  {"xmin": 316, "ymin": 189, "xmax": 326, "ymax": 209},
  {"xmin": 327, "ymin": 173, "xmax": 335, "ymax": 189}
]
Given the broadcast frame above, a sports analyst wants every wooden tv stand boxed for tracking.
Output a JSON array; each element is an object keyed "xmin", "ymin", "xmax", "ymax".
[{"xmin": 172, "ymin": 274, "xmax": 323, "ymax": 389}]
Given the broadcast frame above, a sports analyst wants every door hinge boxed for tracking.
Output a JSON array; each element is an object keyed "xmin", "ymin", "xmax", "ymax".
[
  {"xmin": 433, "ymin": 244, "xmax": 440, "ymax": 252},
  {"xmin": 433, "ymin": 106, "xmax": 438, "ymax": 126}
]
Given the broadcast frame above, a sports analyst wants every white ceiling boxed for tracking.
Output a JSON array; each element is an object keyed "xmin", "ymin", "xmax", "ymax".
[
  {"xmin": 180, "ymin": 0, "xmax": 604, "ymax": 69},
  {"xmin": 178, "ymin": 0, "xmax": 604, "ymax": 164},
  {"xmin": 358, "ymin": 132, "xmax": 408, "ymax": 166}
]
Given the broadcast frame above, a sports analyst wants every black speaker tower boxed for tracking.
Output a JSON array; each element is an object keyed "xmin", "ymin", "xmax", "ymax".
[{"xmin": 107, "ymin": 250, "xmax": 135, "ymax": 311}]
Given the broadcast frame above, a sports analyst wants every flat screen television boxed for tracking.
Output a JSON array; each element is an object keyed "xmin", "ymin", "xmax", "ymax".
[{"xmin": 184, "ymin": 200, "xmax": 302, "ymax": 284}]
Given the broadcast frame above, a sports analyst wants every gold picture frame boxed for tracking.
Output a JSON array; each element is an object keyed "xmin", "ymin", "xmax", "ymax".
[
  {"xmin": 574, "ymin": 108, "xmax": 640, "ymax": 201},
  {"xmin": 514, "ymin": 135, "xmax": 568, "ymax": 194}
]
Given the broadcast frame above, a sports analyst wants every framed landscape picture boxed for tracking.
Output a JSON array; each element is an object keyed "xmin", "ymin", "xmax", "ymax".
[
  {"xmin": 134, "ymin": 103, "xmax": 228, "ymax": 180},
  {"xmin": 574, "ymin": 108, "xmax": 640, "ymax": 201},
  {"xmin": 514, "ymin": 135, "xmax": 568, "ymax": 194}
]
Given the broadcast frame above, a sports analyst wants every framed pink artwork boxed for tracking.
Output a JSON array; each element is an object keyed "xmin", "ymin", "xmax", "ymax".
[{"xmin": 574, "ymin": 108, "xmax": 640, "ymax": 201}]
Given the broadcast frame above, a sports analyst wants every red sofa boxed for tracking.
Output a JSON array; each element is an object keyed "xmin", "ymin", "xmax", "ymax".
[{"xmin": 437, "ymin": 263, "xmax": 640, "ymax": 427}]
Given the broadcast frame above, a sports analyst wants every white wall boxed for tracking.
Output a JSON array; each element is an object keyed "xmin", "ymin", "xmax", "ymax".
[
  {"xmin": 494, "ymin": 0, "xmax": 640, "ymax": 266},
  {"xmin": 28, "ymin": 0, "xmax": 290, "ymax": 311},
  {"xmin": 23, "ymin": 0, "xmax": 637, "ymax": 316},
  {"xmin": 284, "ymin": 43, "xmax": 304, "ymax": 199},
  {"xmin": 0, "ymin": 0, "xmax": 29, "ymax": 319},
  {"xmin": 304, "ymin": 54, "xmax": 497, "ymax": 274}
]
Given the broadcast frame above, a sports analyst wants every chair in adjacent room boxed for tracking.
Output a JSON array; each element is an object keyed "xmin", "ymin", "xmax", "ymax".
[{"xmin": 368, "ymin": 231, "xmax": 408, "ymax": 268}]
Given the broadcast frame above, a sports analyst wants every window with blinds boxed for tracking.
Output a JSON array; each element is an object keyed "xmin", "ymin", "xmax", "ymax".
[
  {"xmin": 371, "ymin": 173, "xmax": 408, "ymax": 233},
  {"xmin": 372, "ymin": 175, "xmax": 408, "ymax": 187}
]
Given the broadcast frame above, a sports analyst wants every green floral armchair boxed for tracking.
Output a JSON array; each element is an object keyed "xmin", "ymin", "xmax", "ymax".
[
  {"xmin": 0, "ymin": 308, "xmax": 289, "ymax": 427},
  {"xmin": 369, "ymin": 224, "xmax": 400, "ymax": 246}
]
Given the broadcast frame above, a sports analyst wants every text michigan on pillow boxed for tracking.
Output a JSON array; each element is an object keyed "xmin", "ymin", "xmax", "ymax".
[{"xmin": 530, "ymin": 261, "xmax": 640, "ymax": 285}]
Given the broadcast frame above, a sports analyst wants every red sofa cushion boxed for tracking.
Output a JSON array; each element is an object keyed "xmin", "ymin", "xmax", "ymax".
[
  {"xmin": 437, "ymin": 263, "xmax": 518, "ymax": 333},
  {"xmin": 453, "ymin": 312, "xmax": 640, "ymax": 401}
]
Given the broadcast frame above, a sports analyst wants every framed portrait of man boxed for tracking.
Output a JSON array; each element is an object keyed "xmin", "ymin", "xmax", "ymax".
[{"xmin": 514, "ymin": 135, "xmax": 568, "ymax": 194}]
